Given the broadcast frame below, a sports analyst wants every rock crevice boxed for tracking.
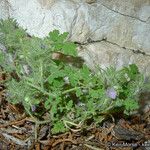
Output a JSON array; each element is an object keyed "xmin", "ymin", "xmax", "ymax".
[
  {"xmin": 100, "ymin": 3, "xmax": 147, "ymax": 23},
  {"xmin": 77, "ymin": 39, "xmax": 150, "ymax": 57}
]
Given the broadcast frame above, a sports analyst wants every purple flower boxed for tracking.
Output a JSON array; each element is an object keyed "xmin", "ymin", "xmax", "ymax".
[
  {"xmin": 31, "ymin": 105, "xmax": 36, "ymax": 112},
  {"xmin": 106, "ymin": 87, "xmax": 117, "ymax": 99}
]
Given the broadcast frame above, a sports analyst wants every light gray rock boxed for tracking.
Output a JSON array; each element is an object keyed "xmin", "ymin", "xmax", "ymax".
[
  {"xmin": 3, "ymin": 0, "xmax": 150, "ymax": 54},
  {"xmin": 0, "ymin": 0, "xmax": 9, "ymax": 19},
  {"xmin": 0, "ymin": 0, "xmax": 150, "ymax": 75},
  {"xmin": 99, "ymin": 0, "xmax": 150, "ymax": 22},
  {"xmin": 78, "ymin": 41, "xmax": 150, "ymax": 76}
]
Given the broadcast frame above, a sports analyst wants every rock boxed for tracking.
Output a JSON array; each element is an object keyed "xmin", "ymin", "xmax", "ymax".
[
  {"xmin": 144, "ymin": 141, "xmax": 150, "ymax": 150},
  {"xmin": 0, "ymin": 0, "xmax": 9, "ymax": 19},
  {"xmin": 99, "ymin": 0, "xmax": 150, "ymax": 22},
  {"xmin": 78, "ymin": 41, "xmax": 150, "ymax": 76},
  {"xmin": 139, "ymin": 91, "xmax": 150, "ymax": 114},
  {"xmin": 113, "ymin": 125, "xmax": 144, "ymax": 141},
  {"xmin": 1, "ymin": 0, "xmax": 149, "ymax": 53},
  {"xmin": 0, "ymin": 0, "xmax": 150, "ymax": 75}
]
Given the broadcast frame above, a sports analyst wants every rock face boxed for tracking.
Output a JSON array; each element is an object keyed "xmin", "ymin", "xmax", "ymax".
[
  {"xmin": 0, "ymin": 0, "xmax": 150, "ymax": 75},
  {"xmin": 78, "ymin": 42, "xmax": 150, "ymax": 76},
  {"xmin": 0, "ymin": 0, "xmax": 9, "ymax": 19}
]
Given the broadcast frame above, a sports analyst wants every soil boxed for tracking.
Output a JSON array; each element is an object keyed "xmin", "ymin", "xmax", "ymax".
[{"xmin": 0, "ymin": 73, "xmax": 150, "ymax": 150}]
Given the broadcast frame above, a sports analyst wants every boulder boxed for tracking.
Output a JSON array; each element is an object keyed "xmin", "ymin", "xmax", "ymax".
[{"xmin": 0, "ymin": 0, "xmax": 150, "ymax": 75}]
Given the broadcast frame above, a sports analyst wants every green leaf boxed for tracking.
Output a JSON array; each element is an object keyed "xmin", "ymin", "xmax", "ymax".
[
  {"xmin": 124, "ymin": 99, "xmax": 139, "ymax": 112},
  {"xmin": 49, "ymin": 30, "xmax": 59, "ymax": 42},
  {"xmin": 44, "ymin": 100, "xmax": 50, "ymax": 110},
  {"xmin": 51, "ymin": 121, "xmax": 66, "ymax": 134},
  {"xmin": 53, "ymin": 79, "xmax": 64, "ymax": 88},
  {"xmin": 76, "ymin": 88, "xmax": 82, "ymax": 97},
  {"xmin": 81, "ymin": 65, "xmax": 90, "ymax": 75},
  {"xmin": 51, "ymin": 104, "xmax": 57, "ymax": 115},
  {"xmin": 58, "ymin": 32, "xmax": 69, "ymax": 42},
  {"xmin": 66, "ymin": 100, "xmax": 73, "ymax": 111},
  {"xmin": 54, "ymin": 43, "xmax": 63, "ymax": 50},
  {"xmin": 114, "ymin": 99, "xmax": 124, "ymax": 107},
  {"xmin": 87, "ymin": 100, "xmax": 96, "ymax": 115},
  {"xmin": 62, "ymin": 42, "xmax": 77, "ymax": 57},
  {"xmin": 129, "ymin": 64, "xmax": 139, "ymax": 74},
  {"xmin": 0, "ymin": 51, "xmax": 5, "ymax": 66},
  {"xmin": 89, "ymin": 89, "xmax": 100, "ymax": 99}
]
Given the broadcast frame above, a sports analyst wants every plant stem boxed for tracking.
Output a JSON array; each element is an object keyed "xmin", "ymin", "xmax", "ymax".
[
  {"xmin": 62, "ymin": 86, "xmax": 84, "ymax": 95},
  {"xmin": 26, "ymin": 82, "xmax": 55, "ymax": 97},
  {"xmin": 40, "ymin": 60, "xmax": 44, "ymax": 90}
]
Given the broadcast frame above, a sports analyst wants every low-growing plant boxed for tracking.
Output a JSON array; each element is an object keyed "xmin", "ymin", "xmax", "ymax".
[{"xmin": 0, "ymin": 19, "xmax": 148, "ymax": 134}]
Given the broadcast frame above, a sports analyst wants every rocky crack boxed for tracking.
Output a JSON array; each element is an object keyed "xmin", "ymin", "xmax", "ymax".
[
  {"xmin": 75, "ymin": 39, "xmax": 150, "ymax": 57},
  {"xmin": 99, "ymin": 3, "xmax": 148, "ymax": 23},
  {"xmin": 105, "ymin": 40, "xmax": 150, "ymax": 57}
]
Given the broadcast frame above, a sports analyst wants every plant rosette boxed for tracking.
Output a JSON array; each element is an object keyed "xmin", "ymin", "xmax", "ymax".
[{"xmin": 0, "ymin": 19, "xmax": 149, "ymax": 134}]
